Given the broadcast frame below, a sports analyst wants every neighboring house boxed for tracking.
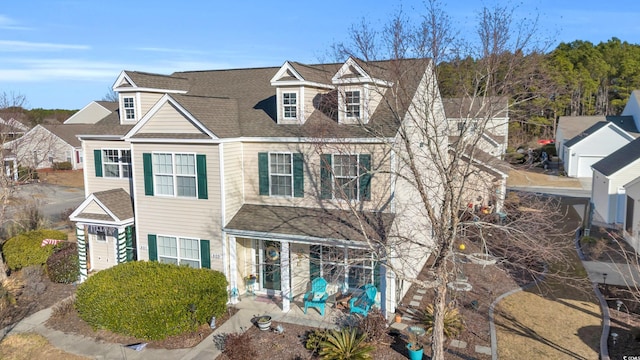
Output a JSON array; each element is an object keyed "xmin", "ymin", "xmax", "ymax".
[
  {"xmin": 623, "ymin": 177, "xmax": 640, "ymax": 253},
  {"xmin": 0, "ymin": 116, "xmax": 30, "ymax": 141},
  {"xmin": 591, "ymin": 137, "xmax": 640, "ymax": 225},
  {"xmin": 443, "ymin": 97, "xmax": 509, "ymax": 158},
  {"xmin": 4, "ymin": 124, "xmax": 92, "ymax": 170},
  {"xmin": 64, "ymin": 101, "xmax": 118, "ymax": 125},
  {"xmin": 69, "ymin": 58, "xmax": 507, "ymax": 315},
  {"xmin": 561, "ymin": 120, "xmax": 636, "ymax": 177}
]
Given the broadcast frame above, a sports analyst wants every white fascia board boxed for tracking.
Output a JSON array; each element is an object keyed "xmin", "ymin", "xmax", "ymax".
[
  {"xmin": 272, "ymin": 80, "xmax": 334, "ymax": 90},
  {"xmin": 116, "ymin": 87, "xmax": 188, "ymax": 94},
  {"xmin": 71, "ymin": 219, "xmax": 134, "ymax": 227},
  {"xmin": 128, "ymin": 136, "xmax": 392, "ymax": 145},
  {"xmin": 332, "ymin": 77, "xmax": 392, "ymax": 87},
  {"xmin": 222, "ymin": 228, "xmax": 370, "ymax": 248},
  {"xmin": 76, "ymin": 135, "xmax": 124, "ymax": 140},
  {"xmin": 270, "ymin": 61, "xmax": 303, "ymax": 84},
  {"xmin": 112, "ymin": 71, "xmax": 135, "ymax": 90},
  {"xmin": 123, "ymin": 94, "xmax": 218, "ymax": 140},
  {"xmin": 69, "ymin": 194, "xmax": 121, "ymax": 223}
]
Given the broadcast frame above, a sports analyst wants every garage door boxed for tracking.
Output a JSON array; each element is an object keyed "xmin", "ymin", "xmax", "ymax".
[{"xmin": 577, "ymin": 156, "xmax": 603, "ymax": 177}]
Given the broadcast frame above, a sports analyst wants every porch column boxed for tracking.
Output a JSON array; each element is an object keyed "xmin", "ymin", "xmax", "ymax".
[
  {"xmin": 12, "ymin": 159, "xmax": 17, "ymax": 181},
  {"xmin": 383, "ymin": 267, "xmax": 394, "ymax": 316},
  {"xmin": 76, "ymin": 224, "xmax": 87, "ymax": 282},
  {"xmin": 281, "ymin": 241, "xmax": 290, "ymax": 312},
  {"xmin": 116, "ymin": 227, "xmax": 127, "ymax": 263},
  {"xmin": 228, "ymin": 236, "xmax": 239, "ymax": 304}
]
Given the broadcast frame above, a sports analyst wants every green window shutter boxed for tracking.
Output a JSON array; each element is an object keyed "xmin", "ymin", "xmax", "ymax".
[
  {"xmin": 200, "ymin": 239, "xmax": 211, "ymax": 269},
  {"xmin": 293, "ymin": 153, "xmax": 304, "ymax": 198},
  {"xmin": 196, "ymin": 154, "xmax": 208, "ymax": 199},
  {"xmin": 320, "ymin": 154, "xmax": 332, "ymax": 199},
  {"xmin": 148, "ymin": 234, "xmax": 157, "ymax": 261},
  {"xmin": 143, "ymin": 153, "xmax": 154, "ymax": 196},
  {"xmin": 125, "ymin": 226, "xmax": 136, "ymax": 261},
  {"xmin": 258, "ymin": 152, "xmax": 269, "ymax": 195},
  {"xmin": 359, "ymin": 154, "xmax": 371, "ymax": 201},
  {"xmin": 310, "ymin": 245, "xmax": 321, "ymax": 280},
  {"xmin": 94, "ymin": 149, "xmax": 102, "ymax": 177}
]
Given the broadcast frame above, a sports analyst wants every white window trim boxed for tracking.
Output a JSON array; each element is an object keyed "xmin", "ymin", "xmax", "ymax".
[
  {"xmin": 157, "ymin": 235, "xmax": 201, "ymax": 268},
  {"xmin": 345, "ymin": 90, "xmax": 361, "ymax": 118},
  {"xmin": 123, "ymin": 96, "xmax": 136, "ymax": 120},
  {"xmin": 102, "ymin": 148, "xmax": 131, "ymax": 179},
  {"xmin": 331, "ymin": 154, "xmax": 361, "ymax": 201},
  {"xmin": 269, "ymin": 152, "xmax": 293, "ymax": 197},
  {"xmin": 311, "ymin": 245, "xmax": 375, "ymax": 290},
  {"xmin": 152, "ymin": 152, "xmax": 198, "ymax": 198},
  {"xmin": 282, "ymin": 92, "xmax": 298, "ymax": 120}
]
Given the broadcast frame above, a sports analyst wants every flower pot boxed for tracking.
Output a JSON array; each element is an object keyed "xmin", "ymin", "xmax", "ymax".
[
  {"xmin": 257, "ymin": 316, "xmax": 271, "ymax": 331},
  {"xmin": 406, "ymin": 344, "xmax": 424, "ymax": 360}
]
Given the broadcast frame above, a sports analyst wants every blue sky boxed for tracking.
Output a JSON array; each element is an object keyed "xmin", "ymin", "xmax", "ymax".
[{"xmin": 2, "ymin": 0, "xmax": 640, "ymax": 110}]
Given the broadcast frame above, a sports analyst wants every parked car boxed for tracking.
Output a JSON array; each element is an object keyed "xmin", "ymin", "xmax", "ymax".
[{"xmin": 537, "ymin": 139, "xmax": 555, "ymax": 145}]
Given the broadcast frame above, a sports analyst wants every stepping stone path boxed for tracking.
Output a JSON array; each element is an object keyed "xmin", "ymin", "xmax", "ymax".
[{"xmin": 396, "ymin": 283, "xmax": 493, "ymax": 357}]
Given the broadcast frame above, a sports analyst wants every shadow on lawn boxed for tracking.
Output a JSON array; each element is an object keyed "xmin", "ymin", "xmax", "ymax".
[{"xmin": 494, "ymin": 310, "xmax": 592, "ymax": 360}]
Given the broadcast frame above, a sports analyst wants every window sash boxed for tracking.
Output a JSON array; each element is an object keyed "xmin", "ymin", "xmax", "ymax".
[
  {"xmin": 345, "ymin": 91, "xmax": 360, "ymax": 117},
  {"xmin": 102, "ymin": 149, "xmax": 131, "ymax": 178},
  {"xmin": 153, "ymin": 153, "xmax": 197, "ymax": 197},
  {"xmin": 269, "ymin": 153, "xmax": 293, "ymax": 196},
  {"xmin": 157, "ymin": 235, "xmax": 201, "ymax": 268},
  {"xmin": 333, "ymin": 155, "xmax": 359, "ymax": 200},
  {"xmin": 123, "ymin": 97, "xmax": 135, "ymax": 120},
  {"xmin": 283, "ymin": 92, "xmax": 297, "ymax": 119}
]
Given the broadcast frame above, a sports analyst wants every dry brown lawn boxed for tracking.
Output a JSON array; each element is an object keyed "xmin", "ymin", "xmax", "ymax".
[
  {"xmin": 507, "ymin": 169, "xmax": 582, "ymax": 188},
  {"xmin": 0, "ymin": 333, "xmax": 89, "ymax": 360},
  {"xmin": 37, "ymin": 169, "xmax": 84, "ymax": 188},
  {"xmin": 496, "ymin": 291, "xmax": 601, "ymax": 359}
]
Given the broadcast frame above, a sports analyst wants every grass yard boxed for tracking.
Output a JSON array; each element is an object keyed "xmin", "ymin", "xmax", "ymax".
[
  {"xmin": 0, "ymin": 333, "xmax": 89, "ymax": 360},
  {"xmin": 37, "ymin": 169, "xmax": 84, "ymax": 188},
  {"xmin": 496, "ymin": 290, "xmax": 601, "ymax": 359}
]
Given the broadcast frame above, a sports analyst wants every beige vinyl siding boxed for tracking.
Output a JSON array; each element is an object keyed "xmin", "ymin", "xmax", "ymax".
[
  {"xmin": 223, "ymin": 142, "xmax": 244, "ymax": 224},
  {"xmin": 242, "ymin": 142, "xmax": 392, "ymax": 211},
  {"xmin": 83, "ymin": 140, "xmax": 132, "ymax": 195},
  {"xmin": 236, "ymin": 238, "xmax": 253, "ymax": 292},
  {"xmin": 132, "ymin": 143, "xmax": 223, "ymax": 271},
  {"xmin": 137, "ymin": 102, "xmax": 204, "ymax": 134},
  {"xmin": 138, "ymin": 92, "xmax": 163, "ymax": 118},
  {"xmin": 83, "ymin": 201, "xmax": 107, "ymax": 215},
  {"xmin": 365, "ymin": 83, "xmax": 384, "ymax": 122},
  {"xmin": 91, "ymin": 235, "xmax": 115, "ymax": 271},
  {"xmin": 65, "ymin": 102, "xmax": 110, "ymax": 124},
  {"xmin": 5, "ymin": 125, "xmax": 74, "ymax": 169},
  {"xmin": 302, "ymin": 87, "xmax": 330, "ymax": 123},
  {"xmin": 290, "ymin": 242, "xmax": 310, "ymax": 298}
]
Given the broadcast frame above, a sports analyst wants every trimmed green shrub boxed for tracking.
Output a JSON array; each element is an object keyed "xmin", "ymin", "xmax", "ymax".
[
  {"xmin": 46, "ymin": 242, "xmax": 79, "ymax": 283},
  {"xmin": 52, "ymin": 161, "xmax": 73, "ymax": 170},
  {"xmin": 3, "ymin": 229, "xmax": 68, "ymax": 271},
  {"xmin": 75, "ymin": 261, "xmax": 228, "ymax": 340}
]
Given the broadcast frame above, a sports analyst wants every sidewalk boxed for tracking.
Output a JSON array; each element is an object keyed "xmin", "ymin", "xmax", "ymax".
[{"xmin": 1, "ymin": 295, "xmax": 338, "ymax": 360}]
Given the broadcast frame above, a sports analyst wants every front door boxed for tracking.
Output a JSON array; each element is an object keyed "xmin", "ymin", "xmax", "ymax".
[{"xmin": 260, "ymin": 241, "xmax": 281, "ymax": 292}]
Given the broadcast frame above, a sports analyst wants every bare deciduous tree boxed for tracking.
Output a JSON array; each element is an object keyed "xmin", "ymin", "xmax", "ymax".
[{"xmin": 317, "ymin": 2, "xmax": 578, "ymax": 358}]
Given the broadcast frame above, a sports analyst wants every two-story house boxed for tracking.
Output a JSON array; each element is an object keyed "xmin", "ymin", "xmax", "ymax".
[{"xmin": 69, "ymin": 57, "xmax": 507, "ymax": 315}]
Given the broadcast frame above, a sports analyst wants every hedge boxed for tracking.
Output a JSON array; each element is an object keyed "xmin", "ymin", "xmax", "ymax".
[
  {"xmin": 3, "ymin": 229, "xmax": 68, "ymax": 271},
  {"xmin": 46, "ymin": 242, "xmax": 79, "ymax": 283},
  {"xmin": 75, "ymin": 261, "xmax": 228, "ymax": 340}
]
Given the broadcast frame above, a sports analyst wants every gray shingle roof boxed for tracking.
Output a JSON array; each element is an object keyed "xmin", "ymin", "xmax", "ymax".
[
  {"xmin": 558, "ymin": 115, "xmax": 639, "ymax": 144},
  {"xmin": 122, "ymin": 71, "xmax": 190, "ymax": 91},
  {"xmin": 592, "ymin": 137, "xmax": 640, "ymax": 176},
  {"xmin": 442, "ymin": 97, "xmax": 509, "ymax": 119},
  {"xmin": 225, "ymin": 204, "xmax": 394, "ymax": 243},
  {"xmin": 563, "ymin": 121, "xmax": 609, "ymax": 148},
  {"xmin": 93, "ymin": 188, "xmax": 134, "ymax": 221}
]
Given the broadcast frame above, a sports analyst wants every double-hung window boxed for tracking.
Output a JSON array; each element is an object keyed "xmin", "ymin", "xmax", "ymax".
[
  {"xmin": 123, "ymin": 97, "xmax": 135, "ymax": 120},
  {"xmin": 309, "ymin": 245, "xmax": 378, "ymax": 290},
  {"xmin": 345, "ymin": 91, "xmax": 361, "ymax": 118},
  {"xmin": 157, "ymin": 235, "xmax": 201, "ymax": 268},
  {"xmin": 103, "ymin": 149, "xmax": 131, "ymax": 178},
  {"xmin": 282, "ymin": 92, "xmax": 297, "ymax": 119},
  {"xmin": 270, "ymin": 153, "xmax": 292, "ymax": 196},
  {"xmin": 153, "ymin": 153, "xmax": 197, "ymax": 197},
  {"xmin": 320, "ymin": 153, "xmax": 371, "ymax": 201},
  {"xmin": 258, "ymin": 152, "xmax": 304, "ymax": 197}
]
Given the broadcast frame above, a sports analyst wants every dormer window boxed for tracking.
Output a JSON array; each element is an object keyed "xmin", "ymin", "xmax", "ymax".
[
  {"xmin": 283, "ymin": 92, "xmax": 297, "ymax": 119},
  {"xmin": 123, "ymin": 97, "xmax": 135, "ymax": 120},
  {"xmin": 345, "ymin": 91, "xmax": 361, "ymax": 118}
]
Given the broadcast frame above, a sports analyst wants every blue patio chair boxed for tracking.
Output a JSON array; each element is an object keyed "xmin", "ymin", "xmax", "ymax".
[
  {"xmin": 304, "ymin": 277, "xmax": 328, "ymax": 316},
  {"xmin": 349, "ymin": 284, "xmax": 377, "ymax": 317}
]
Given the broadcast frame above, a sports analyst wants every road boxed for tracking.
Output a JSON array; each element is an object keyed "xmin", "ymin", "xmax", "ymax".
[{"xmin": 7, "ymin": 183, "xmax": 85, "ymax": 225}]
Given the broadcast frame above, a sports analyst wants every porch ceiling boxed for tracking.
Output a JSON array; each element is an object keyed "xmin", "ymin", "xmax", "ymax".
[{"xmin": 225, "ymin": 204, "xmax": 394, "ymax": 243}]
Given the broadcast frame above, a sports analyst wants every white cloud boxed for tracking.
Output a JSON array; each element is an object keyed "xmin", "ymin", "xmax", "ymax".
[
  {"xmin": 0, "ymin": 15, "xmax": 31, "ymax": 30},
  {"xmin": 0, "ymin": 40, "xmax": 89, "ymax": 52}
]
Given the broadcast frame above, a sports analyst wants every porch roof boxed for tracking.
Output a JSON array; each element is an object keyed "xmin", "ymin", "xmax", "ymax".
[
  {"xmin": 70, "ymin": 188, "xmax": 134, "ymax": 226},
  {"xmin": 224, "ymin": 204, "xmax": 395, "ymax": 243}
]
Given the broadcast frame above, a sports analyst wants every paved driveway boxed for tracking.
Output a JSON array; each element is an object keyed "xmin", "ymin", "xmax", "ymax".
[{"xmin": 8, "ymin": 183, "xmax": 85, "ymax": 223}]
